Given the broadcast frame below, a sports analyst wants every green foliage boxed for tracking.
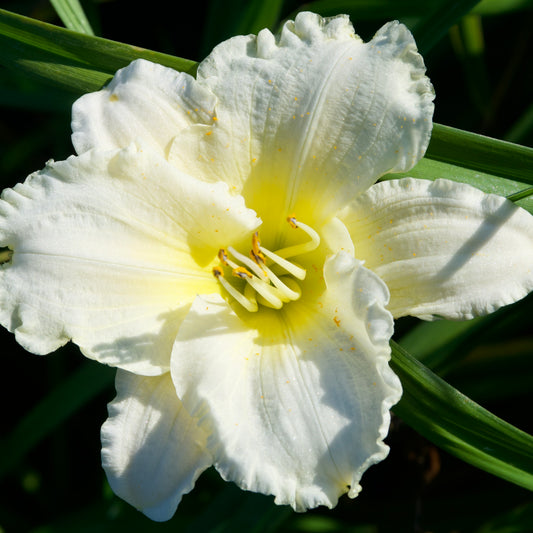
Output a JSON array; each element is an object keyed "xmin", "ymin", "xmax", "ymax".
[
  {"xmin": 50, "ymin": 0, "xmax": 95, "ymax": 35},
  {"xmin": 0, "ymin": 8, "xmax": 196, "ymax": 93}
]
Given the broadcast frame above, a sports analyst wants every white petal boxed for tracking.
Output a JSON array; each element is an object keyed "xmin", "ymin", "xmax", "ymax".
[
  {"xmin": 72, "ymin": 59, "xmax": 217, "ymax": 156},
  {"xmin": 101, "ymin": 370, "xmax": 211, "ymax": 521},
  {"xmin": 341, "ymin": 178, "xmax": 533, "ymax": 319},
  {"xmin": 0, "ymin": 145, "xmax": 260, "ymax": 374},
  {"xmin": 170, "ymin": 12, "xmax": 434, "ymax": 223},
  {"xmin": 171, "ymin": 252, "xmax": 400, "ymax": 511}
]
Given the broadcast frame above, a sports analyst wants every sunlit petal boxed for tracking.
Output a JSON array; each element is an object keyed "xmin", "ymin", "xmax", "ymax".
[
  {"xmin": 341, "ymin": 178, "xmax": 533, "ymax": 319},
  {"xmin": 0, "ymin": 145, "xmax": 260, "ymax": 374},
  {"xmin": 72, "ymin": 59, "xmax": 217, "ymax": 156},
  {"xmin": 171, "ymin": 252, "xmax": 400, "ymax": 510},
  {"xmin": 101, "ymin": 370, "xmax": 211, "ymax": 521},
  {"xmin": 170, "ymin": 13, "xmax": 434, "ymax": 226}
]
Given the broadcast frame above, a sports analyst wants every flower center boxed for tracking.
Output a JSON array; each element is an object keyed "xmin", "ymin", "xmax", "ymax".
[{"xmin": 213, "ymin": 216, "xmax": 320, "ymax": 312}]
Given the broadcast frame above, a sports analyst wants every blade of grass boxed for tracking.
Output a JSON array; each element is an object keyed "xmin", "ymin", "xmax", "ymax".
[
  {"xmin": 391, "ymin": 340, "xmax": 533, "ymax": 492},
  {"xmin": 50, "ymin": 0, "xmax": 94, "ymax": 35}
]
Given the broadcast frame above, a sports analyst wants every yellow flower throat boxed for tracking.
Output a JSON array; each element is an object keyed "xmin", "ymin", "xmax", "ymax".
[{"xmin": 213, "ymin": 217, "xmax": 320, "ymax": 312}]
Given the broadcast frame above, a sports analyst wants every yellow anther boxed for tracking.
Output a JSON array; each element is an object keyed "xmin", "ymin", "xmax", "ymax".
[
  {"xmin": 252, "ymin": 232, "xmax": 261, "ymax": 254},
  {"xmin": 275, "ymin": 216, "xmax": 320, "ymax": 259},
  {"xmin": 250, "ymin": 232, "xmax": 266, "ymax": 264},
  {"xmin": 228, "ymin": 246, "xmax": 268, "ymax": 280},
  {"xmin": 218, "ymin": 249, "xmax": 229, "ymax": 265},
  {"xmin": 213, "ymin": 266, "xmax": 224, "ymax": 278},
  {"xmin": 232, "ymin": 266, "xmax": 253, "ymax": 279},
  {"xmin": 250, "ymin": 248, "xmax": 266, "ymax": 265},
  {"xmin": 287, "ymin": 215, "xmax": 298, "ymax": 229}
]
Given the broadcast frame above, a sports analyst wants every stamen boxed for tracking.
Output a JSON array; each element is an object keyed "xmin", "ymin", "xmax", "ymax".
[
  {"xmin": 251, "ymin": 231, "xmax": 304, "ymax": 280},
  {"xmin": 258, "ymin": 246, "xmax": 306, "ymax": 280},
  {"xmin": 232, "ymin": 266, "xmax": 253, "ymax": 279},
  {"xmin": 213, "ymin": 267, "xmax": 258, "ymax": 312},
  {"xmin": 250, "ymin": 232, "xmax": 266, "ymax": 264},
  {"xmin": 246, "ymin": 276, "xmax": 283, "ymax": 309},
  {"xmin": 218, "ymin": 248, "xmax": 229, "ymax": 265},
  {"xmin": 213, "ymin": 216, "xmax": 319, "ymax": 312},
  {"xmin": 227, "ymin": 246, "xmax": 268, "ymax": 281},
  {"xmin": 257, "ymin": 262, "xmax": 301, "ymax": 300},
  {"xmin": 273, "ymin": 217, "xmax": 321, "ymax": 259}
]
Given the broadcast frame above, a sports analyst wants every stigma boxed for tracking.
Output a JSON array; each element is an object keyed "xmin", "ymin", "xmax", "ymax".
[{"xmin": 213, "ymin": 216, "xmax": 320, "ymax": 312}]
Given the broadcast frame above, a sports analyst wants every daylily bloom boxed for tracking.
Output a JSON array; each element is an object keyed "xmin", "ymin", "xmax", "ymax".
[{"xmin": 1, "ymin": 11, "xmax": 533, "ymax": 521}]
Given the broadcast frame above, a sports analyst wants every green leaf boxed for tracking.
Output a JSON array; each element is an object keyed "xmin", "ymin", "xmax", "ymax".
[
  {"xmin": 391, "ymin": 340, "xmax": 533, "ymax": 492},
  {"xmin": 386, "ymin": 124, "xmax": 533, "ymax": 215},
  {"xmin": 50, "ymin": 0, "xmax": 94, "ymax": 35},
  {"xmin": 385, "ymin": 157, "xmax": 533, "ymax": 215},
  {"xmin": 428, "ymin": 124, "xmax": 533, "ymax": 184},
  {"xmin": 507, "ymin": 186, "xmax": 533, "ymax": 203},
  {"xmin": 0, "ymin": 360, "xmax": 114, "ymax": 479},
  {"xmin": 0, "ymin": 8, "xmax": 196, "ymax": 94}
]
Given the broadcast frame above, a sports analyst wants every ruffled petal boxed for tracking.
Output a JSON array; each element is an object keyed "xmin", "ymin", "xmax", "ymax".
[
  {"xmin": 0, "ymin": 144, "xmax": 260, "ymax": 374},
  {"xmin": 171, "ymin": 252, "xmax": 400, "ymax": 511},
  {"xmin": 101, "ymin": 370, "xmax": 211, "ymax": 521},
  {"xmin": 72, "ymin": 59, "xmax": 217, "ymax": 156},
  {"xmin": 169, "ymin": 12, "xmax": 434, "ymax": 225},
  {"xmin": 341, "ymin": 178, "xmax": 533, "ymax": 319}
]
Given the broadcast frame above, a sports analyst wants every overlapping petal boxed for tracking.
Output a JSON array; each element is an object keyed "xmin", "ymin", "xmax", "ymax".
[
  {"xmin": 341, "ymin": 178, "xmax": 533, "ymax": 319},
  {"xmin": 72, "ymin": 59, "xmax": 217, "ymax": 156},
  {"xmin": 170, "ymin": 252, "xmax": 400, "ymax": 511},
  {"xmin": 101, "ymin": 370, "xmax": 212, "ymax": 521},
  {"xmin": 0, "ymin": 144, "xmax": 260, "ymax": 373},
  {"xmin": 169, "ymin": 12, "xmax": 434, "ymax": 228}
]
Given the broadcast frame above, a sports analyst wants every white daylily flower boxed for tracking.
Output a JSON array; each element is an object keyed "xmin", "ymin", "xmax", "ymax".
[{"xmin": 1, "ymin": 11, "xmax": 533, "ymax": 520}]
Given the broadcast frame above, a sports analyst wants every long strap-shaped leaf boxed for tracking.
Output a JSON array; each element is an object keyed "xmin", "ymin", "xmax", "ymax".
[
  {"xmin": 428, "ymin": 124, "xmax": 533, "ymax": 184},
  {"xmin": 50, "ymin": 0, "xmax": 95, "ymax": 35},
  {"xmin": 391, "ymin": 340, "xmax": 533, "ymax": 491},
  {"xmin": 0, "ymin": 8, "xmax": 196, "ymax": 94}
]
